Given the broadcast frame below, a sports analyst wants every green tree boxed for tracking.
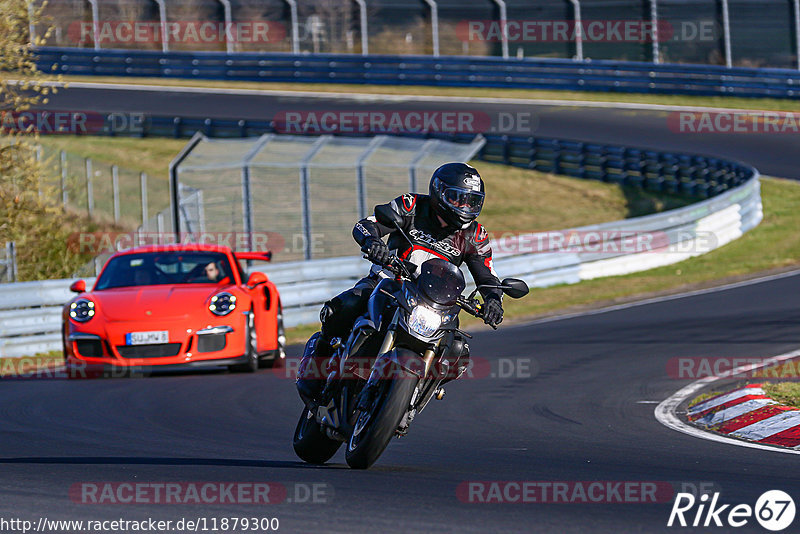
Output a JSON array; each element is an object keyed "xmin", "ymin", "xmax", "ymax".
[{"xmin": 0, "ymin": 1, "xmax": 101, "ymax": 280}]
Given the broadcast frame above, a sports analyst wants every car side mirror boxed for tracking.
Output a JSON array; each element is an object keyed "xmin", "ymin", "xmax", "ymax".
[
  {"xmin": 375, "ymin": 204, "xmax": 404, "ymax": 229},
  {"xmin": 69, "ymin": 280, "xmax": 86, "ymax": 293},
  {"xmin": 501, "ymin": 278, "xmax": 529, "ymax": 299},
  {"xmin": 247, "ymin": 272, "xmax": 268, "ymax": 288}
]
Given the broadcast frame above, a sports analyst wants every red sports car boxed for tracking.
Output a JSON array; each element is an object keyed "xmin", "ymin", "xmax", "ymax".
[{"xmin": 62, "ymin": 244, "xmax": 285, "ymax": 374}]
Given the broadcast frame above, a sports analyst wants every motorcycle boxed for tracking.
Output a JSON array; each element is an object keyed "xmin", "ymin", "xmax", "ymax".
[{"xmin": 293, "ymin": 205, "xmax": 529, "ymax": 469}]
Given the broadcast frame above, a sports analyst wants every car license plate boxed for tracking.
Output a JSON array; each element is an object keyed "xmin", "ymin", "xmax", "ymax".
[{"xmin": 126, "ymin": 330, "xmax": 169, "ymax": 345}]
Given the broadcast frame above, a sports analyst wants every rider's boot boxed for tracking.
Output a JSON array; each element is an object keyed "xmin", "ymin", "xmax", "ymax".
[
  {"xmin": 296, "ymin": 331, "xmax": 331, "ymax": 406},
  {"xmin": 296, "ymin": 281, "xmax": 375, "ymax": 406}
]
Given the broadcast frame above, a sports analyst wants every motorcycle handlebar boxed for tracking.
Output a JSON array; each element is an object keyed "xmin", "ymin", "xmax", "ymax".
[
  {"xmin": 365, "ymin": 254, "xmax": 499, "ymax": 329},
  {"xmin": 458, "ymin": 296, "xmax": 499, "ymax": 330},
  {"xmin": 457, "ymin": 296, "xmax": 481, "ymax": 318},
  {"xmin": 363, "ymin": 254, "xmax": 414, "ymax": 278}
]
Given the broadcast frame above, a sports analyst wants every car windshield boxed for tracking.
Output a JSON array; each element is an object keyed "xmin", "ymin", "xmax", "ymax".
[{"xmin": 95, "ymin": 252, "xmax": 234, "ymax": 290}]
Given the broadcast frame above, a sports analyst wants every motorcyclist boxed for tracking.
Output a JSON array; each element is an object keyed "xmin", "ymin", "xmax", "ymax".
[{"xmin": 296, "ymin": 162, "xmax": 504, "ymax": 403}]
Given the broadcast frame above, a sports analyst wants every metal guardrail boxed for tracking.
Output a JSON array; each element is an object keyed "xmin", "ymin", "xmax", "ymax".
[
  {"xmin": 0, "ymin": 167, "xmax": 761, "ymax": 358},
  {"xmin": 36, "ymin": 47, "xmax": 800, "ymax": 99}
]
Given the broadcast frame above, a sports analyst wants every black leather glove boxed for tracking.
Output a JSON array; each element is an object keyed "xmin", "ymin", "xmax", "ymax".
[
  {"xmin": 361, "ymin": 237, "xmax": 392, "ymax": 266},
  {"xmin": 482, "ymin": 296, "xmax": 504, "ymax": 328}
]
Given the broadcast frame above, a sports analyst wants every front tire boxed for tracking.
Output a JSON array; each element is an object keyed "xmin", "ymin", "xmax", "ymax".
[
  {"xmin": 259, "ymin": 303, "xmax": 286, "ymax": 369},
  {"xmin": 345, "ymin": 367, "xmax": 418, "ymax": 469},
  {"xmin": 229, "ymin": 310, "xmax": 258, "ymax": 373},
  {"xmin": 293, "ymin": 407, "xmax": 342, "ymax": 464}
]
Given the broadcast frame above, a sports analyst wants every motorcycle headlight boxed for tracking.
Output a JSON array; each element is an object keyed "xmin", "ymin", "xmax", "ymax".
[
  {"xmin": 69, "ymin": 298, "xmax": 96, "ymax": 322},
  {"xmin": 209, "ymin": 292, "xmax": 237, "ymax": 316},
  {"xmin": 407, "ymin": 305, "xmax": 443, "ymax": 337}
]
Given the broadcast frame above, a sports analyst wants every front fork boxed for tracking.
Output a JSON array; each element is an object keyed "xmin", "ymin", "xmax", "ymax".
[
  {"xmin": 357, "ymin": 319, "xmax": 439, "ymax": 419},
  {"xmin": 355, "ymin": 326, "xmax": 397, "ymax": 412},
  {"xmin": 316, "ymin": 315, "xmax": 399, "ymax": 439}
]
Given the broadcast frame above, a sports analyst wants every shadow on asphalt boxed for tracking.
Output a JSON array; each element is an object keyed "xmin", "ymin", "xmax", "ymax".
[{"xmin": 0, "ymin": 457, "xmax": 317, "ymax": 469}]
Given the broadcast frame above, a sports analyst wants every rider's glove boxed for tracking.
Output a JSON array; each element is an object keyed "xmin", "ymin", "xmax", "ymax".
[
  {"xmin": 482, "ymin": 295, "xmax": 504, "ymax": 327},
  {"xmin": 361, "ymin": 237, "xmax": 392, "ymax": 266}
]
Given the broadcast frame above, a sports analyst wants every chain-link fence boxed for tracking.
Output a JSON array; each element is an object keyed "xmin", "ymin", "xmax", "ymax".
[
  {"xmin": 33, "ymin": 145, "xmax": 177, "ymax": 276},
  {"xmin": 34, "ymin": 0, "xmax": 800, "ymax": 69},
  {"xmin": 172, "ymin": 133, "xmax": 486, "ymax": 262},
  {"xmin": 37, "ymin": 144, "xmax": 169, "ymax": 230},
  {"xmin": 0, "ymin": 243, "xmax": 17, "ymax": 283}
]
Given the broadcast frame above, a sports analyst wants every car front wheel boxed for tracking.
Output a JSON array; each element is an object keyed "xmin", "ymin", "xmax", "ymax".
[{"xmin": 229, "ymin": 310, "xmax": 258, "ymax": 373}]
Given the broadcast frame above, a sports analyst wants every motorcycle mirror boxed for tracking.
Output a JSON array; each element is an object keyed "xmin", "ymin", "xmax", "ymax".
[
  {"xmin": 501, "ymin": 278, "xmax": 529, "ymax": 299},
  {"xmin": 375, "ymin": 205, "xmax": 404, "ymax": 229}
]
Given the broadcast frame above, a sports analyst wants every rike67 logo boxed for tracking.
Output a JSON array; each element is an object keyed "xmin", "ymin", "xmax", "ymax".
[{"xmin": 668, "ymin": 490, "xmax": 795, "ymax": 531}]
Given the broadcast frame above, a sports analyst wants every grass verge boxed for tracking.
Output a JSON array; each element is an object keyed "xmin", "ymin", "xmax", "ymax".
[
  {"xmin": 36, "ymin": 135, "xmax": 187, "ymax": 179},
  {"xmin": 35, "ymin": 136, "xmax": 187, "ymax": 230},
  {"xmin": 763, "ymin": 382, "xmax": 800, "ymax": 408},
  {"xmin": 39, "ymin": 74, "xmax": 800, "ymax": 112}
]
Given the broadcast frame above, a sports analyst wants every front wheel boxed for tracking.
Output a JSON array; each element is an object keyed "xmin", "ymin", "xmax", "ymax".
[
  {"xmin": 293, "ymin": 407, "xmax": 342, "ymax": 464},
  {"xmin": 345, "ymin": 368, "xmax": 418, "ymax": 469},
  {"xmin": 260, "ymin": 303, "xmax": 285, "ymax": 369},
  {"xmin": 230, "ymin": 310, "xmax": 258, "ymax": 373}
]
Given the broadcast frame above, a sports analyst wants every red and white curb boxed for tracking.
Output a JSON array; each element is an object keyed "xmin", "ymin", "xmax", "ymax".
[
  {"xmin": 656, "ymin": 348, "xmax": 800, "ymax": 455},
  {"xmin": 688, "ymin": 384, "xmax": 800, "ymax": 448}
]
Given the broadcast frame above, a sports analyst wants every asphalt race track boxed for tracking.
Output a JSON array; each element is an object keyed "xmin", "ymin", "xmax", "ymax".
[
  {"xmin": 10, "ymin": 83, "xmax": 800, "ymax": 531},
  {"xmin": 2, "ymin": 271, "xmax": 800, "ymax": 532},
  {"xmin": 41, "ymin": 83, "xmax": 800, "ymax": 179}
]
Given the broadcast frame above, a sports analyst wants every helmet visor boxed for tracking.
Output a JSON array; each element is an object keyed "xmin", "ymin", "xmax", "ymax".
[{"xmin": 442, "ymin": 187, "xmax": 484, "ymax": 217}]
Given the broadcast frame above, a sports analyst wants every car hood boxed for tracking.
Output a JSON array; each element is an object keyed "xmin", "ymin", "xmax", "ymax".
[{"xmin": 89, "ymin": 285, "xmax": 236, "ymax": 321}]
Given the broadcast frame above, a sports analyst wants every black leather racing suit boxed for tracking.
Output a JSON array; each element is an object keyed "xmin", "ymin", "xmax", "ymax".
[{"xmin": 318, "ymin": 193, "xmax": 503, "ymax": 340}]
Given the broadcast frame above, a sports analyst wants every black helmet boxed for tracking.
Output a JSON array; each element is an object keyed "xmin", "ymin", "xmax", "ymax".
[{"xmin": 429, "ymin": 162, "xmax": 485, "ymax": 229}]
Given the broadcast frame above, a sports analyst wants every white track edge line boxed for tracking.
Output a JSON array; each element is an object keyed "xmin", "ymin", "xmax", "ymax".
[
  {"xmin": 655, "ymin": 348, "xmax": 800, "ymax": 455},
  {"xmin": 17, "ymin": 79, "xmax": 794, "ymax": 114}
]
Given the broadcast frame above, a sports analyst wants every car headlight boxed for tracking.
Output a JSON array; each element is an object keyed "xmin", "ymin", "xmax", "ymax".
[
  {"xmin": 407, "ymin": 305, "xmax": 443, "ymax": 337},
  {"xmin": 69, "ymin": 298, "xmax": 96, "ymax": 322},
  {"xmin": 209, "ymin": 292, "xmax": 237, "ymax": 316}
]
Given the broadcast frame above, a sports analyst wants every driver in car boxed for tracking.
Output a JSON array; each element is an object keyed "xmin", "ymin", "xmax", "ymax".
[
  {"xmin": 296, "ymin": 162, "xmax": 504, "ymax": 402},
  {"xmin": 203, "ymin": 261, "xmax": 221, "ymax": 282}
]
